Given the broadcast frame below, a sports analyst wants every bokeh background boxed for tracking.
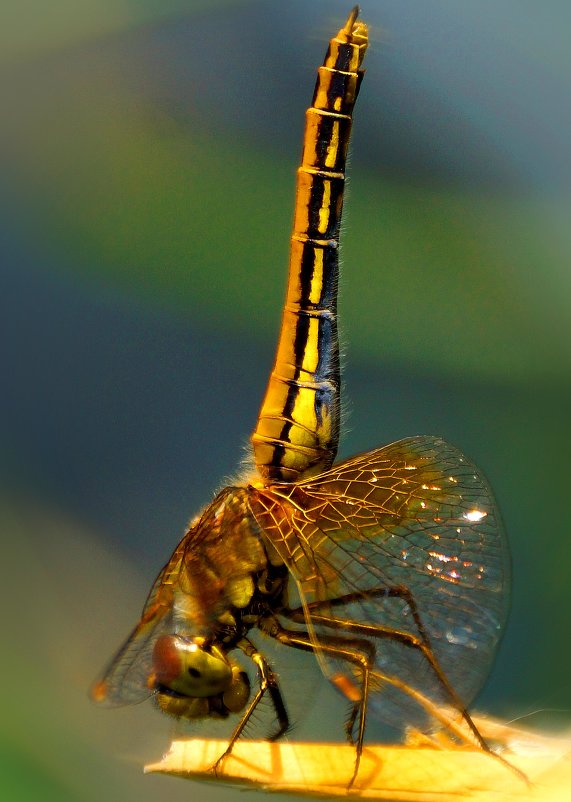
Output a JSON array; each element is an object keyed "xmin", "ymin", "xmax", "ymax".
[{"xmin": 2, "ymin": 1, "xmax": 570, "ymax": 800}]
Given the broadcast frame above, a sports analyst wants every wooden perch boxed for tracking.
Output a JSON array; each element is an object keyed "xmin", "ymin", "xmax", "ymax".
[{"xmin": 145, "ymin": 716, "xmax": 571, "ymax": 801}]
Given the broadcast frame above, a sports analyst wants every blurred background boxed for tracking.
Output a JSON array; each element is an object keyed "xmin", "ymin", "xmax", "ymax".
[{"xmin": 2, "ymin": 1, "xmax": 570, "ymax": 800}]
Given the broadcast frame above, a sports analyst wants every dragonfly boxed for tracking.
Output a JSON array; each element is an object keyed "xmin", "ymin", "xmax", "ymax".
[{"xmin": 92, "ymin": 7, "xmax": 510, "ymax": 786}]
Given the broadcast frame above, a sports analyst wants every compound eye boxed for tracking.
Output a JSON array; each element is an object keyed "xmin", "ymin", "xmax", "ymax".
[{"xmin": 152, "ymin": 636, "xmax": 232, "ymax": 698}]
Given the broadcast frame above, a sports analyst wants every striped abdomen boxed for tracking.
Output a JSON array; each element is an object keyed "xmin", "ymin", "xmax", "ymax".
[{"xmin": 252, "ymin": 8, "xmax": 368, "ymax": 483}]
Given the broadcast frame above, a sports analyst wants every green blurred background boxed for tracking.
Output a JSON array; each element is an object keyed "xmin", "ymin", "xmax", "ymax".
[{"xmin": 2, "ymin": 1, "xmax": 570, "ymax": 800}]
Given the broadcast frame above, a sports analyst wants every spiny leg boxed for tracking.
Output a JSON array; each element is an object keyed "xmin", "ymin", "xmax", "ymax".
[
  {"xmin": 211, "ymin": 637, "xmax": 289, "ymax": 776},
  {"xmin": 259, "ymin": 615, "xmax": 375, "ymax": 788},
  {"xmin": 284, "ymin": 585, "xmax": 489, "ymax": 751},
  {"xmin": 287, "ymin": 585, "xmax": 434, "ymax": 650},
  {"xmin": 283, "ymin": 587, "xmax": 530, "ymax": 783}
]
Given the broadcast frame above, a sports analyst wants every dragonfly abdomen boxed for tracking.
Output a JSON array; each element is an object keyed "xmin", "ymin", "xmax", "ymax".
[{"xmin": 252, "ymin": 9, "xmax": 368, "ymax": 484}]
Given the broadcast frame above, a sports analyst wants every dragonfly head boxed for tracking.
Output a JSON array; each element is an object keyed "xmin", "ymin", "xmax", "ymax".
[{"xmin": 151, "ymin": 635, "xmax": 250, "ymax": 720}]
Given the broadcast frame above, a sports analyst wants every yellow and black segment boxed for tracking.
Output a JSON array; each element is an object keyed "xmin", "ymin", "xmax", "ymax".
[{"xmin": 252, "ymin": 7, "xmax": 368, "ymax": 484}]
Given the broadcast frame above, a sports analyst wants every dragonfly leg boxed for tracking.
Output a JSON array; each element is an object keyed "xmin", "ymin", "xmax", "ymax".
[
  {"xmin": 283, "ymin": 604, "xmax": 527, "ymax": 785},
  {"xmin": 345, "ymin": 700, "xmax": 359, "ymax": 745},
  {"xmin": 285, "ymin": 587, "xmax": 492, "ymax": 754},
  {"xmin": 286, "ymin": 585, "xmax": 430, "ymax": 642},
  {"xmin": 211, "ymin": 636, "xmax": 289, "ymax": 776},
  {"xmin": 260, "ymin": 615, "xmax": 375, "ymax": 788}
]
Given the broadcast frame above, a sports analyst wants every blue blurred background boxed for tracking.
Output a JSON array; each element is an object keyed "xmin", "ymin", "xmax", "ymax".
[{"xmin": 2, "ymin": 1, "xmax": 570, "ymax": 800}]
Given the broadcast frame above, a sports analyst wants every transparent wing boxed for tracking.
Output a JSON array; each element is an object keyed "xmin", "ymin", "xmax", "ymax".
[
  {"xmin": 91, "ymin": 544, "xmax": 185, "ymax": 707},
  {"xmin": 92, "ymin": 487, "xmax": 267, "ymax": 709},
  {"xmin": 250, "ymin": 436, "xmax": 510, "ymax": 731}
]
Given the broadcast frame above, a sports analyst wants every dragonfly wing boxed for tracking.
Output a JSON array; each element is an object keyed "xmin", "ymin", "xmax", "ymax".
[
  {"xmin": 92, "ymin": 548, "xmax": 183, "ymax": 707},
  {"xmin": 250, "ymin": 436, "xmax": 510, "ymax": 731}
]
